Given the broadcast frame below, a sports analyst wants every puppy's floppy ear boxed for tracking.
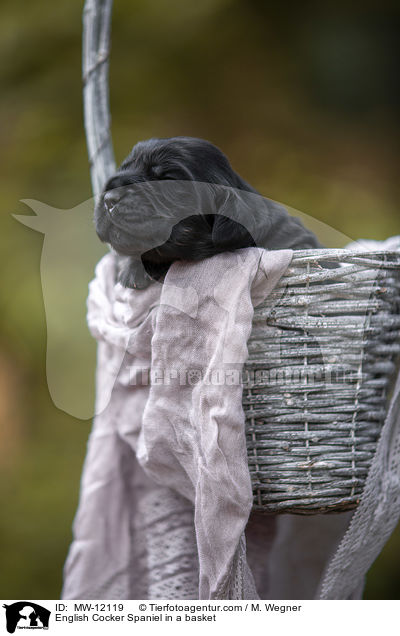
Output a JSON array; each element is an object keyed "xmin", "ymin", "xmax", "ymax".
[
  {"xmin": 211, "ymin": 187, "xmax": 259, "ymax": 251},
  {"xmin": 211, "ymin": 214, "xmax": 256, "ymax": 251}
]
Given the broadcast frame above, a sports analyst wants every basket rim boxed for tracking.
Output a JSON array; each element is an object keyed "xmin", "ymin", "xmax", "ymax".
[{"xmin": 288, "ymin": 248, "xmax": 400, "ymax": 261}]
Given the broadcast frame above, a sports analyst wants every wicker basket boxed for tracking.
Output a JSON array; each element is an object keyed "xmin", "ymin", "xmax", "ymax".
[
  {"xmin": 244, "ymin": 248, "xmax": 400, "ymax": 514},
  {"xmin": 81, "ymin": 4, "xmax": 400, "ymax": 517}
]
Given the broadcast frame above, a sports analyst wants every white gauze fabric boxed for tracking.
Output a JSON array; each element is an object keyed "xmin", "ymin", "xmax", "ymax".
[{"xmin": 62, "ymin": 247, "xmax": 292, "ymax": 599}]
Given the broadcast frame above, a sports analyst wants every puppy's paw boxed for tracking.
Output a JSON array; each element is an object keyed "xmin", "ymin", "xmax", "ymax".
[{"xmin": 117, "ymin": 256, "xmax": 153, "ymax": 289}]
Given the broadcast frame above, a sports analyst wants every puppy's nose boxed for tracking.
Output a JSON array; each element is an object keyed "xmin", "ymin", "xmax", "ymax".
[{"xmin": 103, "ymin": 191, "xmax": 119, "ymax": 213}]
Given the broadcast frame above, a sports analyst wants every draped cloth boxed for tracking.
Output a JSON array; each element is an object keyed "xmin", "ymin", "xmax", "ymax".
[
  {"xmin": 62, "ymin": 238, "xmax": 400, "ymax": 600},
  {"xmin": 62, "ymin": 247, "xmax": 292, "ymax": 599}
]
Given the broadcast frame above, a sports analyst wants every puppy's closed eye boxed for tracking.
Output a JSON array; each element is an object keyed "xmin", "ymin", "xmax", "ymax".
[{"xmin": 150, "ymin": 165, "xmax": 164, "ymax": 178}]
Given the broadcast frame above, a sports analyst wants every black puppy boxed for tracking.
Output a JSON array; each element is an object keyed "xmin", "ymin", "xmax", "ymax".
[{"xmin": 95, "ymin": 136, "xmax": 322, "ymax": 288}]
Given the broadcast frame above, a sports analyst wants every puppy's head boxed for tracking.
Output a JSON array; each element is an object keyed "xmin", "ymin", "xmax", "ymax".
[
  {"xmin": 94, "ymin": 136, "xmax": 322, "ymax": 288},
  {"xmin": 94, "ymin": 136, "xmax": 257, "ymax": 287}
]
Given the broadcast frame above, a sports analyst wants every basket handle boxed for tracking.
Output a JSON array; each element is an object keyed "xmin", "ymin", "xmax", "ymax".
[{"xmin": 82, "ymin": 0, "xmax": 116, "ymax": 196}]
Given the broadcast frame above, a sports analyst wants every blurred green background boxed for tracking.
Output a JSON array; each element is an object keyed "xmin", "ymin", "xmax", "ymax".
[{"xmin": 0, "ymin": 0, "xmax": 399, "ymax": 599}]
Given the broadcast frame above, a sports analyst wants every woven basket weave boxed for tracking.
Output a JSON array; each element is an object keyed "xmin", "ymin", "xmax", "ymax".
[{"xmin": 244, "ymin": 248, "xmax": 400, "ymax": 514}]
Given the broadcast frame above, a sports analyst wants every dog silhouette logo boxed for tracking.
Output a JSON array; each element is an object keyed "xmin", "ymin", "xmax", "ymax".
[
  {"xmin": 14, "ymin": 198, "xmax": 107, "ymax": 419},
  {"xmin": 2, "ymin": 602, "xmax": 50, "ymax": 633}
]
